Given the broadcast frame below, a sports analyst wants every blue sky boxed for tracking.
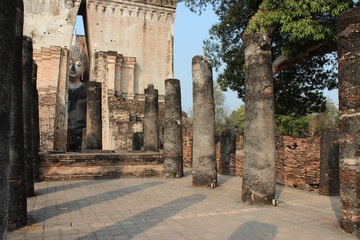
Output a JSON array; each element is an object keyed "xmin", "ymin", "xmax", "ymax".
[{"xmin": 76, "ymin": 2, "xmax": 338, "ymax": 113}]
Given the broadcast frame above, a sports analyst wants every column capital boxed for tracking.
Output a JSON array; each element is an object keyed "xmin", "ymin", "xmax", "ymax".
[{"xmin": 122, "ymin": 56, "xmax": 136, "ymax": 68}]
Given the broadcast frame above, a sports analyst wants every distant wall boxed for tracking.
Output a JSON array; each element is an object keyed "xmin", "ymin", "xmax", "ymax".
[{"xmin": 217, "ymin": 136, "xmax": 322, "ymax": 193}]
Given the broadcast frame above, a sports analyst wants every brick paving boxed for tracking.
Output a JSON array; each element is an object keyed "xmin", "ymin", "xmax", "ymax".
[{"xmin": 6, "ymin": 169, "xmax": 357, "ymax": 240}]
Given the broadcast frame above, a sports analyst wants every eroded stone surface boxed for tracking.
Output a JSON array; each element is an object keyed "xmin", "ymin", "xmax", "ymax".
[
  {"xmin": 319, "ymin": 128, "xmax": 339, "ymax": 196},
  {"xmin": 23, "ymin": 36, "xmax": 35, "ymax": 197},
  {"xmin": 144, "ymin": 84, "xmax": 159, "ymax": 152},
  {"xmin": 0, "ymin": 0, "xmax": 17, "ymax": 237},
  {"xmin": 8, "ymin": 0, "xmax": 27, "ymax": 230},
  {"xmin": 242, "ymin": 33, "xmax": 275, "ymax": 205},
  {"xmin": 192, "ymin": 56, "xmax": 216, "ymax": 187},
  {"xmin": 337, "ymin": 7, "xmax": 360, "ymax": 237},
  {"xmin": 163, "ymin": 79, "xmax": 183, "ymax": 178},
  {"xmin": 85, "ymin": 82, "xmax": 102, "ymax": 150}
]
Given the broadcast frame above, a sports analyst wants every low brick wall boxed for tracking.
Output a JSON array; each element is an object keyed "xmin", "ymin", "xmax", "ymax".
[
  {"xmin": 276, "ymin": 136, "xmax": 321, "ymax": 192},
  {"xmin": 217, "ymin": 136, "xmax": 321, "ymax": 192},
  {"xmin": 39, "ymin": 152, "xmax": 163, "ymax": 180}
]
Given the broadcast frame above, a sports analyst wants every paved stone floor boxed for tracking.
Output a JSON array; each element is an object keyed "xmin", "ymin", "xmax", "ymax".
[{"xmin": 7, "ymin": 170, "xmax": 357, "ymax": 240}]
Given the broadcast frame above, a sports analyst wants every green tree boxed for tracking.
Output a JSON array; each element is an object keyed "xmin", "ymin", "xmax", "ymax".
[
  {"xmin": 275, "ymin": 99, "xmax": 339, "ymax": 137},
  {"xmin": 275, "ymin": 114, "xmax": 309, "ymax": 137},
  {"xmin": 183, "ymin": 0, "xmax": 358, "ymax": 116},
  {"xmin": 225, "ymin": 105, "xmax": 245, "ymax": 135},
  {"xmin": 304, "ymin": 99, "xmax": 339, "ymax": 136},
  {"xmin": 214, "ymin": 82, "xmax": 230, "ymax": 133}
]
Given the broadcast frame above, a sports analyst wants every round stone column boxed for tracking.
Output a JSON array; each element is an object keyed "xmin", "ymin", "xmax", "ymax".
[
  {"xmin": 8, "ymin": 0, "xmax": 27, "ymax": 230},
  {"xmin": 319, "ymin": 128, "xmax": 339, "ymax": 196},
  {"xmin": 219, "ymin": 128, "xmax": 236, "ymax": 175},
  {"xmin": 22, "ymin": 36, "xmax": 34, "ymax": 197},
  {"xmin": 242, "ymin": 33, "xmax": 275, "ymax": 205},
  {"xmin": 337, "ymin": 7, "xmax": 360, "ymax": 237},
  {"xmin": 0, "ymin": 0, "xmax": 16, "ymax": 236},
  {"xmin": 86, "ymin": 81, "xmax": 102, "ymax": 150},
  {"xmin": 192, "ymin": 55, "xmax": 216, "ymax": 187},
  {"xmin": 144, "ymin": 84, "xmax": 159, "ymax": 152},
  {"xmin": 163, "ymin": 79, "xmax": 183, "ymax": 178}
]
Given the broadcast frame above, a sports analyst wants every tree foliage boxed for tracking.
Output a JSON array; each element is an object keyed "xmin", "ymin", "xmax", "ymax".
[
  {"xmin": 214, "ymin": 83, "xmax": 230, "ymax": 133},
  {"xmin": 276, "ymin": 99, "xmax": 339, "ymax": 137},
  {"xmin": 183, "ymin": 0, "xmax": 358, "ymax": 116},
  {"xmin": 225, "ymin": 105, "xmax": 245, "ymax": 135}
]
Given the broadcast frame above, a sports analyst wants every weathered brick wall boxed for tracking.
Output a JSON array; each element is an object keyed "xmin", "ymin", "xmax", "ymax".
[
  {"xmin": 108, "ymin": 96, "xmax": 165, "ymax": 151},
  {"xmin": 38, "ymin": 89, "xmax": 56, "ymax": 151},
  {"xmin": 216, "ymin": 136, "xmax": 321, "ymax": 192},
  {"xmin": 276, "ymin": 136, "xmax": 321, "ymax": 192},
  {"xmin": 34, "ymin": 46, "xmax": 67, "ymax": 151},
  {"xmin": 229, "ymin": 152, "xmax": 244, "ymax": 177},
  {"xmin": 182, "ymin": 114, "xmax": 193, "ymax": 167},
  {"xmin": 39, "ymin": 152, "xmax": 164, "ymax": 180}
]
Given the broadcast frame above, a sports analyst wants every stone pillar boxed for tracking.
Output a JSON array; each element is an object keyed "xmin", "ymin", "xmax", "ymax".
[
  {"xmin": 106, "ymin": 52, "xmax": 117, "ymax": 92},
  {"xmin": 337, "ymin": 7, "xmax": 360, "ymax": 236},
  {"xmin": 319, "ymin": 128, "xmax": 340, "ymax": 196},
  {"xmin": 242, "ymin": 33, "xmax": 275, "ymax": 205},
  {"xmin": 192, "ymin": 55, "xmax": 216, "ymax": 187},
  {"xmin": 0, "ymin": 1, "xmax": 16, "ymax": 236},
  {"xmin": 219, "ymin": 128, "xmax": 236, "ymax": 175},
  {"xmin": 23, "ymin": 36, "xmax": 34, "ymax": 197},
  {"xmin": 143, "ymin": 84, "xmax": 159, "ymax": 152},
  {"xmin": 121, "ymin": 57, "xmax": 136, "ymax": 99},
  {"xmin": 8, "ymin": 0, "xmax": 27, "ymax": 230},
  {"xmin": 31, "ymin": 61, "xmax": 40, "ymax": 182},
  {"xmin": 85, "ymin": 82, "xmax": 102, "ymax": 150},
  {"xmin": 53, "ymin": 48, "xmax": 69, "ymax": 151},
  {"xmin": 114, "ymin": 56, "xmax": 122, "ymax": 98},
  {"xmin": 163, "ymin": 79, "xmax": 183, "ymax": 178}
]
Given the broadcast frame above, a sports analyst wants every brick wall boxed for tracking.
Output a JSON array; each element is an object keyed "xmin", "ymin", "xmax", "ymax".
[
  {"xmin": 34, "ymin": 46, "xmax": 65, "ymax": 151},
  {"xmin": 276, "ymin": 136, "xmax": 321, "ymax": 192},
  {"xmin": 217, "ymin": 136, "xmax": 321, "ymax": 192},
  {"xmin": 108, "ymin": 96, "xmax": 165, "ymax": 151},
  {"xmin": 182, "ymin": 113, "xmax": 193, "ymax": 167}
]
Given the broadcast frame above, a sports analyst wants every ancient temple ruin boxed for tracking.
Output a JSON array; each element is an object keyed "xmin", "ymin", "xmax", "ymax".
[{"xmin": 23, "ymin": 0, "xmax": 176, "ymax": 152}]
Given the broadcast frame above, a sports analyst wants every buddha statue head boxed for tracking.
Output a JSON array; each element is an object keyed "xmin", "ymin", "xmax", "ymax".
[{"xmin": 69, "ymin": 33, "xmax": 87, "ymax": 88}]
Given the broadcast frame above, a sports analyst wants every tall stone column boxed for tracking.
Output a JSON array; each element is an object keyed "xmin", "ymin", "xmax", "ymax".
[
  {"xmin": 242, "ymin": 33, "xmax": 275, "ymax": 205},
  {"xmin": 114, "ymin": 57, "xmax": 122, "ymax": 98},
  {"xmin": 53, "ymin": 48, "xmax": 69, "ymax": 151},
  {"xmin": 143, "ymin": 84, "xmax": 159, "ymax": 152},
  {"xmin": 0, "ymin": 0, "xmax": 17, "ymax": 237},
  {"xmin": 319, "ymin": 128, "xmax": 339, "ymax": 196},
  {"xmin": 121, "ymin": 57, "xmax": 136, "ymax": 99},
  {"xmin": 8, "ymin": 0, "xmax": 27, "ymax": 230},
  {"xmin": 163, "ymin": 79, "xmax": 183, "ymax": 178},
  {"xmin": 219, "ymin": 128, "xmax": 236, "ymax": 175},
  {"xmin": 337, "ymin": 7, "xmax": 360, "ymax": 237},
  {"xmin": 23, "ymin": 36, "xmax": 34, "ymax": 197},
  {"xmin": 31, "ymin": 61, "xmax": 40, "ymax": 182},
  {"xmin": 85, "ymin": 82, "xmax": 102, "ymax": 150},
  {"xmin": 192, "ymin": 55, "xmax": 216, "ymax": 187},
  {"xmin": 107, "ymin": 52, "xmax": 117, "ymax": 93}
]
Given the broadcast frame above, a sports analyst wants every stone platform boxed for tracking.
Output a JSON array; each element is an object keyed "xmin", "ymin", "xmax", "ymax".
[{"xmin": 39, "ymin": 152, "xmax": 163, "ymax": 181}]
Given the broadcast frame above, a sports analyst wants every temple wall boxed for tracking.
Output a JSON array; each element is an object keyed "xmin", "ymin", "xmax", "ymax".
[
  {"xmin": 23, "ymin": 0, "xmax": 81, "ymax": 49},
  {"xmin": 86, "ymin": 0, "xmax": 176, "ymax": 97},
  {"xmin": 24, "ymin": 0, "xmax": 176, "ymax": 151}
]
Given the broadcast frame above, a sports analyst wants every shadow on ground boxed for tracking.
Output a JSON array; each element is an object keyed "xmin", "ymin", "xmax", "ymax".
[
  {"xmin": 35, "ymin": 179, "xmax": 114, "ymax": 196},
  {"xmin": 29, "ymin": 181, "xmax": 165, "ymax": 223},
  {"xmin": 78, "ymin": 194, "xmax": 206, "ymax": 239},
  {"xmin": 229, "ymin": 221, "xmax": 278, "ymax": 240}
]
